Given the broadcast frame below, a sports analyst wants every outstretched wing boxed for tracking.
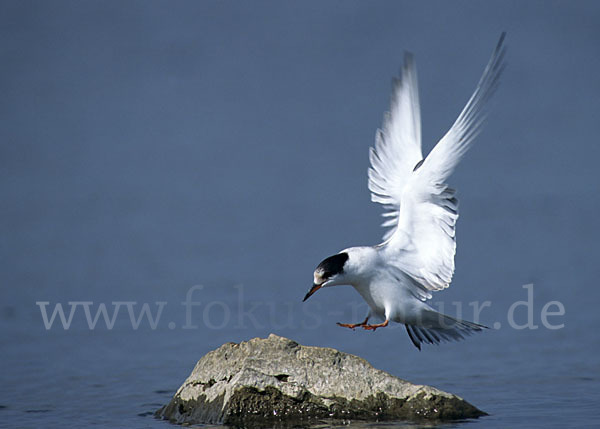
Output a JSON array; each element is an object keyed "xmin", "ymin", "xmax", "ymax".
[
  {"xmin": 368, "ymin": 53, "xmax": 424, "ymax": 240},
  {"xmin": 384, "ymin": 33, "xmax": 506, "ymax": 293}
]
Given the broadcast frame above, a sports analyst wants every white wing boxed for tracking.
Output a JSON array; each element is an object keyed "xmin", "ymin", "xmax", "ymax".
[
  {"xmin": 381, "ymin": 34, "xmax": 506, "ymax": 294},
  {"xmin": 368, "ymin": 53, "xmax": 423, "ymax": 240}
]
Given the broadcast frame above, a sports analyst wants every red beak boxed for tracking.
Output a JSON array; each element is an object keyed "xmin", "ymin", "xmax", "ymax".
[{"xmin": 303, "ymin": 283, "xmax": 322, "ymax": 302}]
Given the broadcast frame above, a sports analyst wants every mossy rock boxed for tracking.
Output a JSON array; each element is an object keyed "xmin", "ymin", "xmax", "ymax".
[{"xmin": 156, "ymin": 334, "xmax": 485, "ymax": 426}]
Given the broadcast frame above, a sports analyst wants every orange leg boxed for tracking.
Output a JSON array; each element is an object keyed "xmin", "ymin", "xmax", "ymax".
[
  {"xmin": 361, "ymin": 319, "xmax": 389, "ymax": 331},
  {"xmin": 337, "ymin": 316, "xmax": 369, "ymax": 330}
]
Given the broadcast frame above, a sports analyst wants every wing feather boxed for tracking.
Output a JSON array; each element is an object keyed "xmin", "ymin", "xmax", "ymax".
[
  {"xmin": 384, "ymin": 34, "xmax": 506, "ymax": 292},
  {"xmin": 368, "ymin": 53, "xmax": 424, "ymax": 238}
]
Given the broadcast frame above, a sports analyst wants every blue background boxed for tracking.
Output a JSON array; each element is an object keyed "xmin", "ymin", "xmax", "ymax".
[{"xmin": 1, "ymin": 1, "xmax": 599, "ymax": 427}]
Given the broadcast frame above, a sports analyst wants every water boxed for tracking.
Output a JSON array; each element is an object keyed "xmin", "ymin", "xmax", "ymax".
[{"xmin": 2, "ymin": 1, "xmax": 600, "ymax": 427}]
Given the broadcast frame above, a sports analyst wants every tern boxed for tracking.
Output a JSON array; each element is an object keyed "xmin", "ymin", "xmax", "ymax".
[{"xmin": 303, "ymin": 34, "xmax": 505, "ymax": 350}]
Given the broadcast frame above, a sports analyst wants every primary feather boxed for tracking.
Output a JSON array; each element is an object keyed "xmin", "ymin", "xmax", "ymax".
[
  {"xmin": 373, "ymin": 34, "xmax": 506, "ymax": 293},
  {"xmin": 368, "ymin": 52, "xmax": 423, "ymax": 240}
]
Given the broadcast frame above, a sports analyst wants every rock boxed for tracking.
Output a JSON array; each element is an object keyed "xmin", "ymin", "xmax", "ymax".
[{"xmin": 156, "ymin": 334, "xmax": 485, "ymax": 426}]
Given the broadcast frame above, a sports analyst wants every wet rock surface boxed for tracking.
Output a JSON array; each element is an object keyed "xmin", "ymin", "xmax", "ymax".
[{"xmin": 156, "ymin": 334, "xmax": 485, "ymax": 426}]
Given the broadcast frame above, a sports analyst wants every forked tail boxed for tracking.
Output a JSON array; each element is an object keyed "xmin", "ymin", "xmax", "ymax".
[{"xmin": 405, "ymin": 310, "xmax": 488, "ymax": 350}]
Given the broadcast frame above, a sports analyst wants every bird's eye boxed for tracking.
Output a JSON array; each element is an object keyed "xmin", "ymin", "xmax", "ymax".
[{"xmin": 314, "ymin": 272, "xmax": 326, "ymax": 285}]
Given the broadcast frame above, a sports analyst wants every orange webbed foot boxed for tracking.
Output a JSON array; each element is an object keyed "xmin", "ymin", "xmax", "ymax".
[
  {"xmin": 361, "ymin": 319, "xmax": 389, "ymax": 331},
  {"xmin": 336, "ymin": 316, "xmax": 370, "ymax": 330}
]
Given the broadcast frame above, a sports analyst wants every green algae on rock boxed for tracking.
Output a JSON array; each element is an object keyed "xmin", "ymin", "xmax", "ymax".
[{"xmin": 156, "ymin": 334, "xmax": 485, "ymax": 426}]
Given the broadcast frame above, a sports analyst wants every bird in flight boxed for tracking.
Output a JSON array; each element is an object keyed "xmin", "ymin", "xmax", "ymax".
[{"xmin": 303, "ymin": 34, "xmax": 506, "ymax": 350}]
